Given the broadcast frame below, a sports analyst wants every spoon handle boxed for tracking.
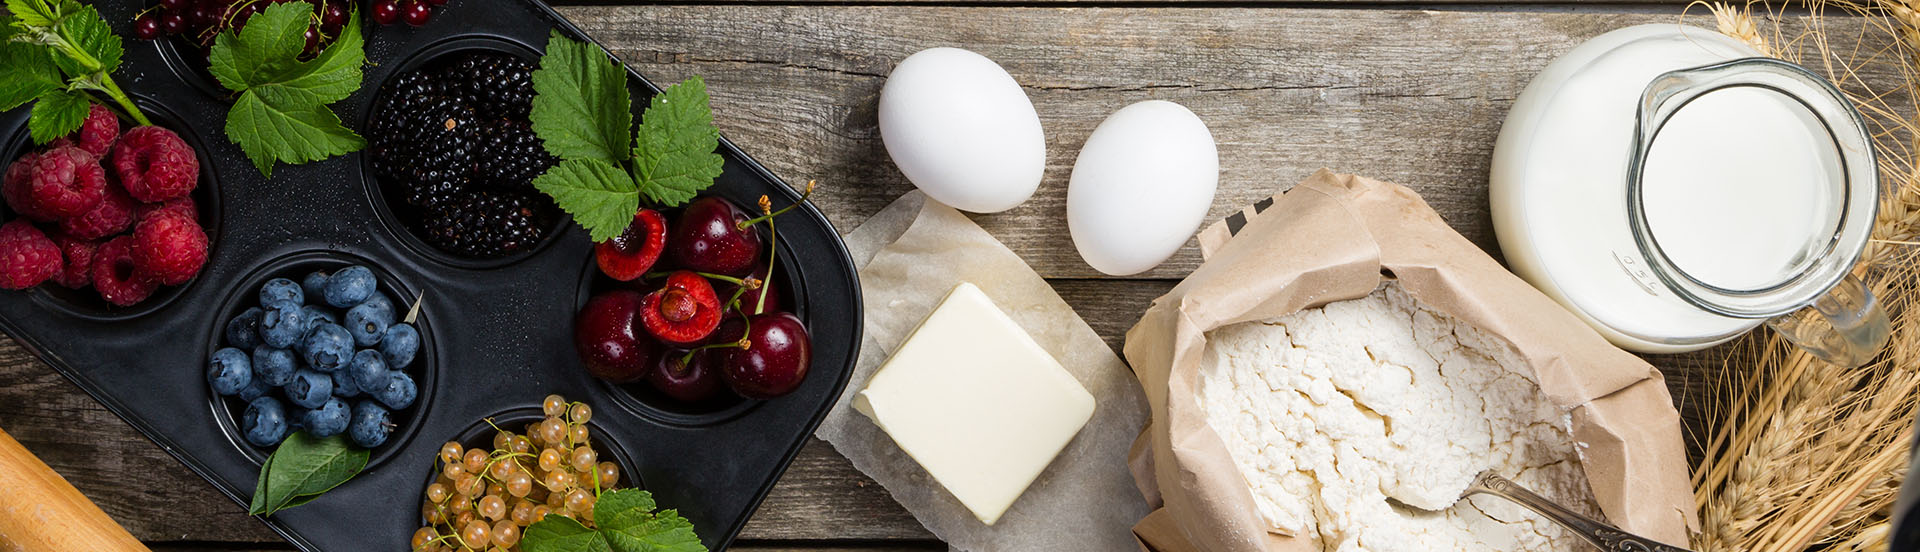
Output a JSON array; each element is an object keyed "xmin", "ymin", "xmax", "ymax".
[{"xmin": 1466, "ymin": 471, "xmax": 1693, "ymax": 552}]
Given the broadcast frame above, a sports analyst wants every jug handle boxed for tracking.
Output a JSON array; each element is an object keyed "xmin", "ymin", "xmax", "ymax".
[{"xmin": 1764, "ymin": 272, "xmax": 1892, "ymax": 368}]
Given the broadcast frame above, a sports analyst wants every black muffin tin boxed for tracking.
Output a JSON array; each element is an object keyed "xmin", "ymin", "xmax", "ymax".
[{"xmin": 0, "ymin": 1, "xmax": 861, "ymax": 550}]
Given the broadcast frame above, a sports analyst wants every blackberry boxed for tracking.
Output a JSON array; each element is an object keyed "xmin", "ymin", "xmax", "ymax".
[
  {"xmin": 388, "ymin": 96, "xmax": 479, "ymax": 207},
  {"xmin": 472, "ymin": 119, "xmax": 555, "ymax": 191},
  {"xmin": 446, "ymin": 52, "xmax": 536, "ymax": 120},
  {"xmin": 416, "ymin": 190, "xmax": 553, "ymax": 257}
]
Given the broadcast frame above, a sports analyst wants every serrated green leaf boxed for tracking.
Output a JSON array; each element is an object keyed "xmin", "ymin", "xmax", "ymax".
[
  {"xmin": 226, "ymin": 92, "xmax": 365, "ymax": 176},
  {"xmin": 49, "ymin": 4, "xmax": 120, "ymax": 77},
  {"xmin": 601, "ymin": 509, "xmax": 705, "ymax": 552},
  {"xmin": 531, "ymin": 30, "xmax": 632, "ymax": 164},
  {"xmin": 0, "ymin": 42, "xmax": 60, "ymax": 111},
  {"xmin": 247, "ymin": 432, "xmax": 368, "ymax": 516},
  {"xmin": 533, "ymin": 158, "xmax": 639, "ymax": 242},
  {"xmin": 27, "ymin": 89, "xmax": 87, "ymax": 143},
  {"xmin": 523, "ymin": 515, "xmax": 612, "ymax": 552},
  {"xmin": 630, "ymin": 76, "xmax": 723, "ymax": 207},
  {"xmin": 5, "ymin": 0, "xmax": 56, "ymax": 28},
  {"xmin": 207, "ymin": 2, "xmax": 311, "ymax": 92},
  {"xmin": 251, "ymin": 8, "xmax": 362, "ymax": 106},
  {"xmin": 593, "ymin": 489, "xmax": 657, "ymax": 523}
]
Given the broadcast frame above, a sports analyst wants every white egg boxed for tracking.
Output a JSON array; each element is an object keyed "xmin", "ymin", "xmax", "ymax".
[
  {"xmin": 1067, "ymin": 100, "xmax": 1218, "ymax": 276},
  {"xmin": 879, "ymin": 48, "xmax": 1046, "ymax": 213}
]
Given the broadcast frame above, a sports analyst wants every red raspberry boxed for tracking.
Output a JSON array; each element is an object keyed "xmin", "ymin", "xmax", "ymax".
[
  {"xmin": 134, "ymin": 197, "xmax": 197, "ymax": 223},
  {"xmin": 112, "ymin": 126, "xmax": 198, "ymax": 202},
  {"xmin": 46, "ymin": 137, "xmax": 74, "ymax": 150},
  {"xmin": 0, "ymin": 220, "xmax": 60, "ymax": 290},
  {"xmin": 92, "ymin": 235, "xmax": 156, "ymax": 306},
  {"xmin": 49, "ymin": 232, "xmax": 98, "ymax": 289},
  {"xmin": 130, "ymin": 212, "xmax": 207, "ymax": 286},
  {"xmin": 3, "ymin": 152, "xmax": 54, "ymax": 222},
  {"xmin": 27, "ymin": 147, "xmax": 107, "ymax": 219},
  {"xmin": 74, "ymin": 104, "xmax": 120, "ymax": 158},
  {"xmin": 59, "ymin": 186, "xmax": 134, "ymax": 240}
]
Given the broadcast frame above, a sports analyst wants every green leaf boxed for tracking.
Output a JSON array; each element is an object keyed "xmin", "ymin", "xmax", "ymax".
[
  {"xmin": 593, "ymin": 489, "xmax": 656, "ymax": 522},
  {"xmin": 533, "ymin": 158, "xmax": 640, "ymax": 242},
  {"xmin": 245, "ymin": 432, "xmax": 368, "ymax": 516},
  {"xmin": 531, "ymin": 30, "xmax": 632, "ymax": 164},
  {"xmin": 0, "ymin": 42, "xmax": 61, "ymax": 111},
  {"xmin": 250, "ymin": 8, "xmax": 362, "ymax": 107},
  {"xmin": 207, "ymin": 2, "xmax": 311, "ymax": 92},
  {"xmin": 27, "ymin": 89, "xmax": 88, "ymax": 143},
  {"xmin": 601, "ymin": 510, "xmax": 704, "ymax": 552},
  {"xmin": 5, "ymin": 0, "xmax": 56, "ymax": 28},
  {"xmin": 523, "ymin": 515, "xmax": 612, "ymax": 552},
  {"xmin": 226, "ymin": 92, "xmax": 365, "ymax": 176},
  {"xmin": 630, "ymin": 76, "xmax": 723, "ymax": 207},
  {"xmin": 49, "ymin": 4, "xmax": 120, "ymax": 77}
]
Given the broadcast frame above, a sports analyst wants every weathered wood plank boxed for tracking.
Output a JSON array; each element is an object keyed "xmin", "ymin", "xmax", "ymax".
[{"xmin": 558, "ymin": 6, "xmax": 1905, "ymax": 279}]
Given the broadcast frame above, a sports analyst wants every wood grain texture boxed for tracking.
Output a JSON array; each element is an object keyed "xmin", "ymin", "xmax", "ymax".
[{"xmin": 0, "ymin": 4, "xmax": 1900, "ymax": 550}]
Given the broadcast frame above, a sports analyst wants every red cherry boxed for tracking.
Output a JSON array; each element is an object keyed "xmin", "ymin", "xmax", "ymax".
[
  {"xmin": 402, "ymin": 0, "xmax": 431, "ymax": 26},
  {"xmin": 637, "ymin": 271, "xmax": 722, "ymax": 347},
  {"xmin": 718, "ymin": 312, "xmax": 812, "ymax": 399},
  {"xmin": 669, "ymin": 198, "xmax": 763, "ymax": 277},
  {"xmin": 647, "ymin": 349, "xmax": 723, "ymax": 403},
  {"xmin": 574, "ymin": 291, "xmax": 658, "ymax": 384},
  {"xmin": 594, "ymin": 209, "xmax": 667, "ymax": 281},
  {"xmin": 370, "ymin": 0, "xmax": 400, "ymax": 24},
  {"xmin": 133, "ymin": 15, "xmax": 161, "ymax": 40}
]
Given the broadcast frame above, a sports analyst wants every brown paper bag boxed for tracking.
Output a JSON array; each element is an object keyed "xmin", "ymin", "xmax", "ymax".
[{"xmin": 1124, "ymin": 170, "xmax": 1697, "ymax": 551}]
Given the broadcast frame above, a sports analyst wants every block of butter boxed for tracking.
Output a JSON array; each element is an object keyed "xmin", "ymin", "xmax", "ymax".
[{"xmin": 854, "ymin": 282, "xmax": 1097, "ymax": 525}]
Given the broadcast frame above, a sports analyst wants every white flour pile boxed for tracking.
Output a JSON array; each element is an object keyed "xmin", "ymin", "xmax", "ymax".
[{"xmin": 1198, "ymin": 282, "xmax": 1599, "ymax": 551}]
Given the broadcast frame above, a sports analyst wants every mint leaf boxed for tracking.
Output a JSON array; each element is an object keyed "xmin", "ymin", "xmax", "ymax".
[
  {"xmin": 250, "ymin": 8, "xmax": 362, "ymax": 107},
  {"xmin": 49, "ymin": 4, "xmax": 121, "ymax": 76},
  {"xmin": 631, "ymin": 76, "xmax": 723, "ymax": 207},
  {"xmin": 27, "ymin": 89, "xmax": 88, "ymax": 143},
  {"xmin": 531, "ymin": 30, "xmax": 632, "ymax": 163},
  {"xmin": 226, "ymin": 93, "xmax": 365, "ymax": 176},
  {"xmin": 247, "ymin": 432, "xmax": 368, "ymax": 516},
  {"xmin": 533, "ymin": 158, "xmax": 640, "ymax": 242},
  {"xmin": 208, "ymin": 2, "xmax": 311, "ymax": 92},
  {"xmin": 524, "ymin": 515, "xmax": 613, "ymax": 552},
  {"xmin": 0, "ymin": 42, "xmax": 60, "ymax": 111}
]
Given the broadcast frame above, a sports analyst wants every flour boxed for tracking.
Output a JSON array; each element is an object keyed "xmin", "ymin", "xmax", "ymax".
[{"xmin": 1198, "ymin": 282, "xmax": 1598, "ymax": 551}]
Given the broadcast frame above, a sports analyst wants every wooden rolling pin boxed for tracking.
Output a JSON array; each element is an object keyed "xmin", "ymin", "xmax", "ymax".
[{"xmin": 0, "ymin": 426, "xmax": 150, "ymax": 551}]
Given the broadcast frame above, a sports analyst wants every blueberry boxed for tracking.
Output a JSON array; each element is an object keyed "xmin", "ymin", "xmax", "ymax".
[
  {"xmin": 374, "ymin": 370, "xmax": 416, "ymax": 410},
  {"xmin": 259, "ymin": 278, "xmax": 303, "ymax": 306},
  {"xmin": 323, "ymin": 266, "xmax": 376, "ymax": 308},
  {"xmin": 250, "ymin": 346, "xmax": 296, "ymax": 387},
  {"xmin": 330, "ymin": 367, "xmax": 361, "ymax": 398},
  {"xmin": 302, "ymin": 397, "xmax": 350, "ymax": 438},
  {"xmin": 236, "ymin": 377, "xmax": 271, "ymax": 402},
  {"xmin": 301, "ymin": 323, "xmax": 353, "ymax": 372},
  {"xmin": 345, "ymin": 302, "xmax": 392, "ymax": 347},
  {"xmin": 302, "ymin": 304, "xmax": 339, "ymax": 327},
  {"xmin": 300, "ymin": 270, "xmax": 330, "ymax": 300},
  {"xmin": 286, "ymin": 369, "xmax": 334, "ymax": 409},
  {"xmin": 207, "ymin": 347, "xmax": 252, "ymax": 396},
  {"xmin": 348, "ymin": 401, "xmax": 392, "ymax": 448},
  {"xmin": 380, "ymin": 323, "xmax": 419, "ymax": 368},
  {"xmin": 258, "ymin": 300, "xmax": 308, "ymax": 349},
  {"xmin": 348, "ymin": 349, "xmax": 388, "ymax": 392},
  {"xmin": 241, "ymin": 396, "xmax": 289, "ymax": 447},
  {"xmin": 362, "ymin": 292, "xmax": 394, "ymax": 316},
  {"xmin": 226, "ymin": 307, "xmax": 263, "ymax": 349}
]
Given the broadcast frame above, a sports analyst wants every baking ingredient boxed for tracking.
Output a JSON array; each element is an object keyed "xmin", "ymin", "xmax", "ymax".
[
  {"xmin": 647, "ymin": 351, "xmax": 722, "ymax": 403},
  {"xmin": 90, "ymin": 235, "xmax": 155, "ymax": 306},
  {"xmin": 853, "ymin": 282, "xmax": 1095, "ymax": 525},
  {"xmin": 134, "ymin": 0, "xmax": 354, "ymax": 59},
  {"xmin": 112, "ymin": 126, "xmax": 199, "ymax": 203},
  {"xmin": 575, "ymin": 290, "xmax": 657, "ymax": 383},
  {"xmin": 249, "ymin": 431, "xmax": 369, "ymax": 516},
  {"xmin": 208, "ymin": 2, "xmax": 365, "ymax": 176},
  {"xmin": 128, "ymin": 211, "xmax": 208, "ymax": 285},
  {"xmin": 0, "ymin": 220, "xmax": 61, "ymax": 290},
  {"xmin": 1066, "ymin": 100, "xmax": 1217, "ymax": 276},
  {"xmin": 878, "ymin": 47, "xmax": 1045, "ymax": 213},
  {"xmin": 1, "ymin": 0, "xmax": 153, "ymax": 141},
  {"xmin": 667, "ymin": 197, "xmax": 761, "ymax": 277},
  {"xmin": 595, "ymin": 209, "xmax": 668, "ymax": 281},
  {"xmin": 1198, "ymin": 282, "xmax": 1596, "ymax": 550},
  {"xmin": 716, "ymin": 312, "xmax": 811, "ymax": 399},
  {"xmin": 26, "ymin": 147, "xmax": 107, "ymax": 218},
  {"xmin": 637, "ymin": 271, "xmax": 723, "ymax": 347},
  {"xmin": 529, "ymin": 31, "xmax": 724, "ymax": 242}
]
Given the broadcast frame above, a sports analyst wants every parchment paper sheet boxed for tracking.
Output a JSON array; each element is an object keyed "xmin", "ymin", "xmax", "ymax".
[
  {"xmin": 1125, "ymin": 170, "xmax": 1699, "ymax": 552},
  {"xmin": 817, "ymin": 191, "xmax": 1153, "ymax": 551}
]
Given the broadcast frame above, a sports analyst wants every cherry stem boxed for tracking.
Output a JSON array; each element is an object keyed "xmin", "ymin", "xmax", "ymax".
[
  {"xmin": 736, "ymin": 180, "xmax": 818, "ymax": 229},
  {"xmin": 757, "ymin": 211, "xmax": 779, "ymax": 314},
  {"xmin": 641, "ymin": 270, "xmax": 746, "ymax": 286}
]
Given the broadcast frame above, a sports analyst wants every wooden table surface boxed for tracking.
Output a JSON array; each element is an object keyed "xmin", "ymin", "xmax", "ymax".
[{"xmin": 0, "ymin": 3, "xmax": 1904, "ymax": 551}]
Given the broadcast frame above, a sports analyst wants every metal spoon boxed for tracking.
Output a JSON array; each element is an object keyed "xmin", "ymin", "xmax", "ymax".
[{"xmin": 1462, "ymin": 471, "xmax": 1693, "ymax": 552}]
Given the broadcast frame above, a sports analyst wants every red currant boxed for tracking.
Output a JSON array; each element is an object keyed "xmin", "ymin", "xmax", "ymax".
[
  {"xmin": 132, "ymin": 14, "xmax": 161, "ymax": 40},
  {"xmin": 320, "ymin": 1, "xmax": 347, "ymax": 29},
  {"xmin": 160, "ymin": 0, "xmax": 188, "ymax": 10},
  {"xmin": 370, "ymin": 0, "xmax": 400, "ymax": 24},
  {"xmin": 402, "ymin": 0, "xmax": 432, "ymax": 26}
]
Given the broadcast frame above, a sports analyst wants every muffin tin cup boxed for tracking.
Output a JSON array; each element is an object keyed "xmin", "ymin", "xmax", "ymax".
[
  {"xmin": 0, "ymin": 1, "xmax": 862, "ymax": 551},
  {"xmin": 417, "ymin": 406, "xmax": 645, "ymax": 522},
  {"xmin": 203, "ymin": 250, "xmax": 438, "ymax": 471}
]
